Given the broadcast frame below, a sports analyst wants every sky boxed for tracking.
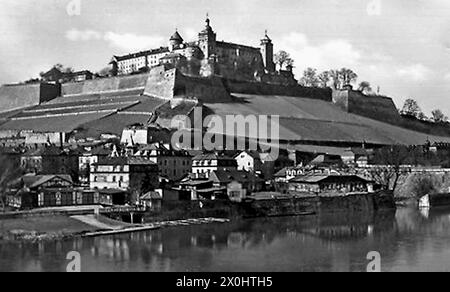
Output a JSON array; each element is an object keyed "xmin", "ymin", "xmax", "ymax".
[{"xmin": 0, "ymin": 0, "xmax": 449, "ymax": 115}]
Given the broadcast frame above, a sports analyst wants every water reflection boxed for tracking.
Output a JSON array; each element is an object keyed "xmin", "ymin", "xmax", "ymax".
[{"xmin": 3, "ymin": 207, "xmax": 450, "ymax": 271}]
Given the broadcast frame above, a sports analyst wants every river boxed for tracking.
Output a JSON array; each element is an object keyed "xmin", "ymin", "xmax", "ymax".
[{"xmin": 1, "ymin": 206, "xmax": 450, "ymax": 272}]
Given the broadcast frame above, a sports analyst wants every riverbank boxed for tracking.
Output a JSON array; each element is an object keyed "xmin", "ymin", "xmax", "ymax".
[
  {"xmin": 0, "ymin": 214, "xmax": 231, "ymax": 242},
  {"xmin": 0, "ymin": 215, "xmax": 102, "ymax": 242}
]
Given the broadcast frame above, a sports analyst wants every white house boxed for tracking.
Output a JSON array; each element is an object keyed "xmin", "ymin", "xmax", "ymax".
[
  {"xmin": 121, "ymin": 124, "xmax": 150, "ymax": 146},
  {"xmin": 191, "ymin": 153, "xmax": 237, "ymax": 179}
]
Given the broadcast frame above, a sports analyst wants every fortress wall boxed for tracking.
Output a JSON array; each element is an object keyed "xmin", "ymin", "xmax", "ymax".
[
  {"xmin": 333, "ymin": 89, "xmax": 401, "ymax": 123},
  {"xmin": 40, "ymin": 83, "xmax": 61, "ymax": 103},
  {"xmin": 0, "ymin": 83, "xmax": 60, "ymax": 113},
  {"xmin": 144, "ymin": 68, "xmax": 176, "ymax": 99},
  {"xmin": 144, "ymin": 67, "xmax": 231, "ymax": 102},
  {"xmin": 62, "ymin": 74, "xmax": 149, "ymax": 96},
  {"xmin": 223, "ymin": 79, "xmax": 332, "ymax": 101},
  {"xmin": 176, "ymin": 73, "xmax": 231, "ymax": 103}
]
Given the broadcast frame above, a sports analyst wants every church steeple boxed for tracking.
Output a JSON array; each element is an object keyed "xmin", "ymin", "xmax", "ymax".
[{"xmin": 205, "ymin": 13, "xmax": 210, "ymax": 27}]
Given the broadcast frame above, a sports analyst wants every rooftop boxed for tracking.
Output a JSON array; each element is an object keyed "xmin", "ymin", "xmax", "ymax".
[
  {"xmin": 210, "ymin": 169, "xmax": 264, "ymax": 184},
  {"xmin": 291, "ymin": 174, "xmax": 372, "ymax": 184}
]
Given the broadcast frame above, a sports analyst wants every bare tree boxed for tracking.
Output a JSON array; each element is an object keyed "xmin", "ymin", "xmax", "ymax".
[
  {"xmin": 0, "ymin": 154, "xmax": 22, "ymax": 212},
  {"xmin": 431, "ymin": 109, "xmax": 448, "ymax": 123},
  {"xmin": 327, "ymin": 68, "xmax": 358, "ymax": 89},
  {"xmin": 339, "ymin": 68, "xmax": 358, "ymax": 88},
  {"xmin": 317, "ymin": 71, "xmax": 331, "ymax": 88},
  {"xmin": 358, "ymin": 81, "xmax": 372, "ymax": 94},
  {"xmin": 401, "ymin": 99, "xmax": 423, "ymax": 119},
  {"xmin": 369, "ymin": 145, "xmax": 412, "ymax": 192},
  {"xmin": 328, "ymin": 69, "xmax": 340, "ymax": 89},
  {"xmin": 299, "ymin": 67, "xmax": 319, "ymax": 87},
  {"xmin": 274, "ymin": 51, "xmax": 294, "ymax": 70}
]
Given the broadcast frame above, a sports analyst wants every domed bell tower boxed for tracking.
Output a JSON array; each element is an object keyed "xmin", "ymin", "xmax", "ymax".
[{"xmin": 198, "ymin": 15, "xmax": 217, "ymax": 59}]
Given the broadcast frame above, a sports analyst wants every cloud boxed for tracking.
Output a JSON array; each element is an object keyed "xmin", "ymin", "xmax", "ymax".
[
  {"xmin": 182, "ymin": 28, "xmax": 198, "ymax": 41},
  {"xmin": 66, "ymin": 29, "xmax": 165, "ymax": 52},
  {"xmin": 396, "ymin": 64, "xmax": 433, "ymax": 81},
  {"xmin": 103, "ymin": 32, "xmax": 165, "ymax": 52},
  {"xmin": 66, "ymin": 29, "xmax": 103, "ymax": 42},
  {"xmin": 444, "ymin": 72, "xmax": 450, "ymax": 81},
  {"xmin": 277, "ymin": 32, "xmax": 362, "ymax": 75}
]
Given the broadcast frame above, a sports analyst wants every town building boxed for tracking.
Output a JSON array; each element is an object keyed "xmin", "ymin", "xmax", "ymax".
[
  {"xmin": 139, "ymin": 190, "xmax": 163, "ymax": 211},
  {"xmin": 177, "ymin": 179, "xmax": 215, "ymax": 201},
  {"xmin": 6, "ymin": 174, "xmax": 128, "ymax": 209},
  {"xmin": 288, "ymin": 174, "xmax": 374, "ymax": 195},
  {"xmin": 20, "ymin": 146, "xmax": 80, "ymax": 182},
  {"xmin": 110, "ymin": 17, "xmax": 296, "ymax": 84},
  {"xmin": 259, "ymin": 150, "xmax": 295, "ymax": 180},
  {"xmin": 191, "ymin": 153, "xmax": 238, "ymax": 179},
  {"xmin": 209, "ymin": 169, "xmax": 265, "ymax": 202},
  {"xmin": 273, "ymin": 166, "xmax": 305, "ymax": 194},
  {"xmin": 308, "ymin": 154, "xmax": 343, "ymax": 168},
  {"xmin": 41, "ymin": 67, "xmax": 93, "ymax": 83},
  {"xmin": 341, "ymin": 148, "xmax": 369, "ymax": 166},
  {"xmin": 120, "ymin": 124, "xmax": 175, "ymax": 147},
  {"xmin": 90, "ymin": 157, "xmax": 159, "ymax": 195},
  {"xmin": 71, "ymin": 70, "xmax": 94, "ymax": 82},
  {"xmin": 134, "ymin": 142, "xmax": 192, "ymax": 181},
  {"xmin": 78, "ymin": 146, "xmax": 112, "ymax": 184},
  {"xmin": 7, "ymin": 174, "xmax": 74, "ymax": 209}
]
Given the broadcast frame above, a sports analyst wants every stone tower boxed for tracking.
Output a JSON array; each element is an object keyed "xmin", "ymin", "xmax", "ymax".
[
  {"xmin": 260, "ymin": 30, "xmax": 275, "ymax": 73},
  {"xmin": 198, "ymin": 15, "xmax": 217, "ymax": 59},
  {"xmin": 169, "ymin": 30, "xmax": 184, "ymax": 51}
]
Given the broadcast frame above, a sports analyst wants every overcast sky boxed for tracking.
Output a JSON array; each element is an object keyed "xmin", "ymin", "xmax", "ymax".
[{"xmin": 0, "ymin": 0, "xmax": 449, "ymax": 115}]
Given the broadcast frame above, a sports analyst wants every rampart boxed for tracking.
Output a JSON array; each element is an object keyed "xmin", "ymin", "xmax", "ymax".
[
  {"xmin": 61, "ymin": 73, "xmax": 149, "ymax": 96},
  {"xmin": 332, "ymin": 89, "xmax": 401, "ymax": 124},
  {"xmin": 0, "ymin": 83, "xmax": 60, "ymax": 113},
  {"xmin": 144, "ymin": 68, "xmax": 231, "ymax": 102},
  {"xmin": 223, "ymin": 78, "xmax": 332, "ymax": 101}
]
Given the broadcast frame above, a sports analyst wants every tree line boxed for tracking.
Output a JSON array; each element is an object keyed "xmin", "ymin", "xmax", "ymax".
[{"xmin": 274, "ymin": 50, "xmax": 448, "ymax": 124}]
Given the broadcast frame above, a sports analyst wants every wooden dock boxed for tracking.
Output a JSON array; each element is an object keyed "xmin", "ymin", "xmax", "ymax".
[{"xmin": 82, "ymin": 217, "xmax": 230, "ymax": 238}]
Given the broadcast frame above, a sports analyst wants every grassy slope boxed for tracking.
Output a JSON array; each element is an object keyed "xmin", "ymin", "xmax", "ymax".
[{"xmin": 0, "ymin": 216, "xmax": 96, "ymax": 234}]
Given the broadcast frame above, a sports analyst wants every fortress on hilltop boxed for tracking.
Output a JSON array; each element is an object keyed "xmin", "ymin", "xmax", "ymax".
[
  {"xmin": 1, "ymin": 16, "xmax": 450, "ymax": 149},
  {"xmin": 110, "ymin": 16, "xmax": 297, "ymax": 85}
]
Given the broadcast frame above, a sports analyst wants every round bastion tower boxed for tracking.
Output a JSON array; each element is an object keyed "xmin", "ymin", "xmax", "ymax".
[{"xmin": 169, "ymin": 29, "xmax": 184, "ymax": 51}]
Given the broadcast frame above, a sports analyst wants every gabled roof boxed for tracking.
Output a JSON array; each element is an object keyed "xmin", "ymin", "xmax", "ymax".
[
  {"xmin": 114, "ymin": 47, "xmax": 170, "ymax": 61},
  {"xmin": 41, "ymin": 67, "xmax": 63, "ymax": 78},
  {"xmin": 160, "ymin": 53, "xmax": 186, "ymax": 60},
  {"xmin": 291, "ymin": 174, "xmax": 371, "ymax": 184},
  {"xmin": 274, "ymin": 167, "xmax": 288, "ymax": 177},
  {"xmin": 309, "ymin": 154, "xmax": 342, "ymax": 166},
  {"xmin": 274, "ymin": 167, "xmax": 303, "ymax": 177},
  {"xmin": 22, "ymin": 147, "xmax": 67, "ymax": 157},
  {"xmin": 140, "ymin": 191, "xmax": 163, "ymax": 200},
  {"xmin": 234, "ymin": 150, "xmax": 261, "ymax": 160},
  {"xmin": 21, "ymin": 174, "xmax": 73, "ymax": 189},
  {"xmin": 193, "ymin": 153, "xmax": 234, "ymax": 161},
  {"xmin": 210, "ymin": 169, "xmax": 264, "ymax": 184},
  {"xmin": 94, "ymin": 156, "xmax": 156, "ymax": 166},
  {"xmin": 343, "ymin": 148, "xmax": 368, "ymax": 156}
]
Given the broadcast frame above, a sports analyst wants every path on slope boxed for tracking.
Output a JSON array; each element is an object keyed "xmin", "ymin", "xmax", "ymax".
[{"xmin": 71, "ymin": 215, "xmax": 128, "ymax": 230}]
